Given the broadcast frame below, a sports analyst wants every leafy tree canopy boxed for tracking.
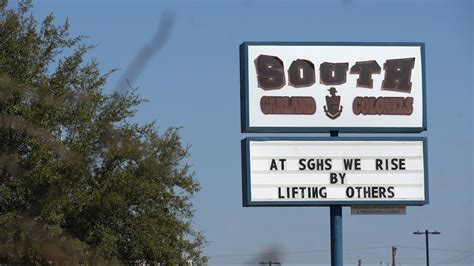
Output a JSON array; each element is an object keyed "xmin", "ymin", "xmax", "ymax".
[{"xmin": 0, "ymin": 0, "xmax": 206, "ymax": 264}]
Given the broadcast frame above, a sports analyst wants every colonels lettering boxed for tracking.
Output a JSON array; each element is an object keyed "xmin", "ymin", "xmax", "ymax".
[
  {"xmin": 255, "ymin": 55, "xmax": 415, "ymax": 118},
  {"xmin": 270, "ymin": 157, "xmax": 406, "ymax": 200}
]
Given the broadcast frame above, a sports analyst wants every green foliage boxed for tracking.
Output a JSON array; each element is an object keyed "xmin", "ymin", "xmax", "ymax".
[{"xmin": 0, "ymin": 1, "xmax": 206, "ymax": 264}]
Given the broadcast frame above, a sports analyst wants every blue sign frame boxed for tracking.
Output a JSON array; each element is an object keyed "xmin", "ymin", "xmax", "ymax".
[
  {"xmin": 241, "ymin": 136, "xmax": 429, "ymax": 207},
  {"xmin": 240, "ymin": 41, "xmax": 427, "ymax": 133}
]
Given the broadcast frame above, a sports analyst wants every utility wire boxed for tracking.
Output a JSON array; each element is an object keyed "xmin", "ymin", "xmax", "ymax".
[
  {"xmin": 432, "ymin": 247, "xmax": 474, "ymax": 265},
  {"xmin": 208, "ymin": 245, "xmax": 472, "ymax": 258},
  {"xmin": 397, "ymin": 245, "xmax": 474, "ymax": 253},
  {"xmin": 208, "ymin": 246, "xmax": 391, "ymax": 258}
]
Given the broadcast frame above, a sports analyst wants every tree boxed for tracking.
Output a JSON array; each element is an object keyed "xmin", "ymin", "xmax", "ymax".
[{"xmin": 0, "ymin": 0, "xmax": 206, "ymax": 264}]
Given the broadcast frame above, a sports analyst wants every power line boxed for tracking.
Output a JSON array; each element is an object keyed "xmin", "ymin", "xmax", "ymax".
[
  {"xmin": 207, "ymin": 245, "xmax": 472, "ymax": 258},
  {"xmin": 208, "ymin": 246, "xmax": 390, "ymax": 258},
  {"xmin": 207, "ymin": 255, "xmax": 473, "ymax": 265},
  {"xmin": 208, "ymin": 249, "xmax": 328, "ymax": 258},
  {"xmin": 432, "ymin": 247, "xmax": 474, "ymax": 265},
  {"xmin": 397, "ymin": 245, "xmax": 474, "ymax": 253},
  {"xmin": 259, "ymin": 261, "xmax": 281, "ymax": 266}
]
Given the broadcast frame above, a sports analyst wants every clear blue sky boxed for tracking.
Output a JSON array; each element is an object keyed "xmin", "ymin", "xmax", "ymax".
[{"xmin": 29, "ymin": 0, "xmax": 473, "ymax": 265}]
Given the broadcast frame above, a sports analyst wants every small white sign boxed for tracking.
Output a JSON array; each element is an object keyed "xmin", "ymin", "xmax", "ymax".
[
  {"xmin": 242, "ymin": 138, "xmax": 428, "ymax": 206},
  {"xmin": 240, "ymin": 42, "xmax": 426, "ymax": 133},
  {"xmin": 351, "ymin": 205, "xmax": 407, "ymax": 215}
]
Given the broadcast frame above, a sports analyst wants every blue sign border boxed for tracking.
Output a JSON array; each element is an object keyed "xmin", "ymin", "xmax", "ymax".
[
  {"xmin": 241, "ymin": 137, "xmax": 429, "ymax": 207},
  {"xmin": 240, "ymin": 42, "xmax": 427, "ymax": 133}
]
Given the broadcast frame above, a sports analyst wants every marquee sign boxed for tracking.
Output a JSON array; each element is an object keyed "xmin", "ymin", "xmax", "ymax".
[
  {"xmin": 240, "ymin": 42, "xmax": 426, "ymax": 133},
  {"xmin": 241, "ymin": 137, "xmax": 428, "ymax": 206}
]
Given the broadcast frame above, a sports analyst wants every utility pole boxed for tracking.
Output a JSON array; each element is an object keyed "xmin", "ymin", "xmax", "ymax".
[
  {"xmin": 392, "ymin": 246, "xmax": 397, "ymax": 266},
  {"xmin": 413, "ymin": 230, "xmax": 441, "ymax": 266},
  {"xmin": 259, "ymin": 261, "xmax": 281, "ymax": 266}
]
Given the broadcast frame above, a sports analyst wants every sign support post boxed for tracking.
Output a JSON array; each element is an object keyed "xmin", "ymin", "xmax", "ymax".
[
  {"xmin": 329, "ymin": 131, "xmax": 343, "ymax": 266},
  {"xmin": 330, "ymin": 205, "xmax": 343, "ymax": 266}
]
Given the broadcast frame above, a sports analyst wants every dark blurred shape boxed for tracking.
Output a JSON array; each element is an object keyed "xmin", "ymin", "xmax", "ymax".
[
  {"xmin": 116, "ymin": 12, "xmax": 175, "ymax": 93},
  {"xmin": 245, "ymin": 244, "xmax": 284, "ymax": 266}
]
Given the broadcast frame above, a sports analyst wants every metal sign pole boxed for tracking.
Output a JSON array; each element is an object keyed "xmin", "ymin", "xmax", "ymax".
[
  {"xmin": 330, "ymin": 131, "xmax": 343, "ymax": 266},
  {"xmin": 330, "ymin": 205, "xmax": 343, "ymax": 266},
  {"xmin": 425, "ymin": 230, "xmax": 430, "ymax": 266}
]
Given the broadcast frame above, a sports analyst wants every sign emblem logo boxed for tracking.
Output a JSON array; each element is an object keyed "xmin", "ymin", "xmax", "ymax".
[{"xmin": 324, "ymin": 87, "xmax": 343, "ymax": 120}]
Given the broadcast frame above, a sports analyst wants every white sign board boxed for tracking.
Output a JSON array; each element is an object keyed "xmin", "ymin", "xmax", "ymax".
[
  {"xmin": 242, "ymin": 138, "xmax": 428, "ymax": 206},
  {"xmin": 351, "ymin": 205, "xmax": 406, "ymax": 215},
  {"xmin": 240, "ymin": 42, "xmax": 426, "ymax": 133}
]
